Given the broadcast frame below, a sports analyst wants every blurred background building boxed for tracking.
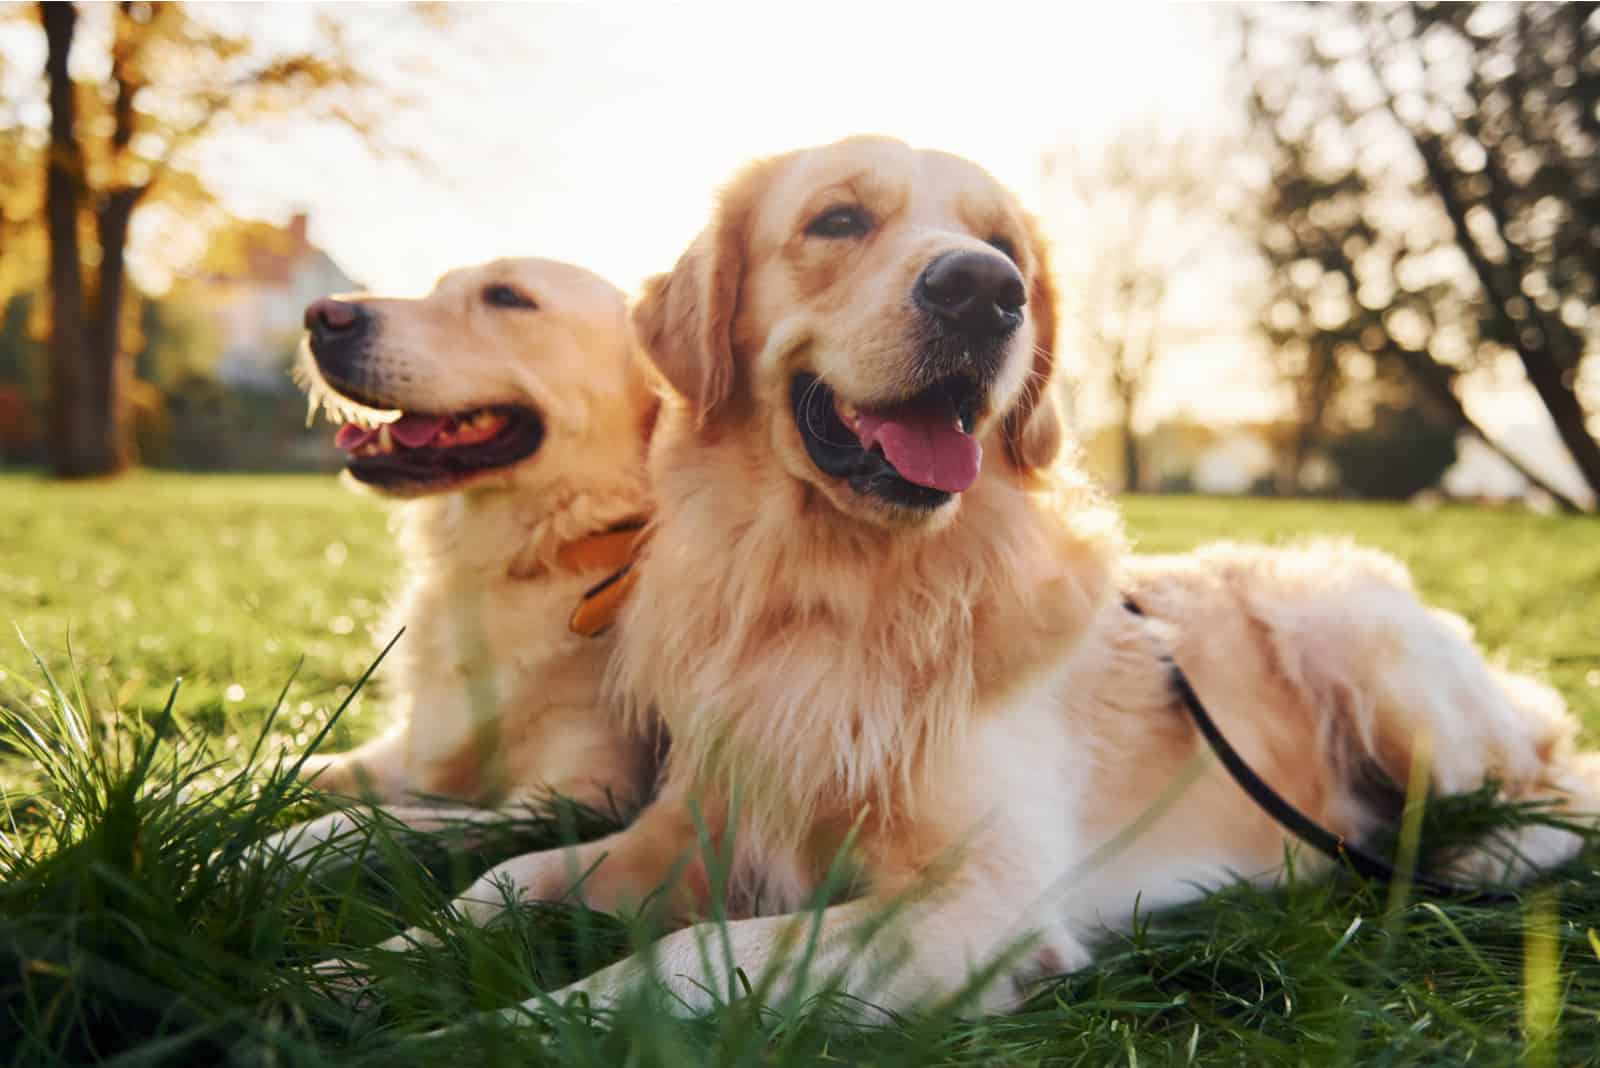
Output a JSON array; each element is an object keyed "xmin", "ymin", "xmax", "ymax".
[{"xmin": 201, "ymin": 212, "xmax": 357, "ymax": 391}]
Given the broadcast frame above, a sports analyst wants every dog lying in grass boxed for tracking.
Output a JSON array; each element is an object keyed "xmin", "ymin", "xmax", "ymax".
[
  {"xmin": 325, "ymin": 142, "xmax": 1600, "ymax": 1022},
  {"xmin": 268, "ymin": 258, "xmax": 659, "ymax": 858}
]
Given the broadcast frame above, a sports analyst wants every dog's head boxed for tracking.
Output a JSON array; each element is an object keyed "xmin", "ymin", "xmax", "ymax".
[
  {"xmin": 632, "ymin": 136, "xmax": 1063, "ymax": 529},
  {"xmin": 298, "ymin": 258, "xmax": 654, "ymax": 498}
]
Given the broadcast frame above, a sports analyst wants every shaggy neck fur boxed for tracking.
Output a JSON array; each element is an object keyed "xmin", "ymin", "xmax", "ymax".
[{"xmin": 611, "ymin": 401, "xmax": 1126, "ymax": 861}]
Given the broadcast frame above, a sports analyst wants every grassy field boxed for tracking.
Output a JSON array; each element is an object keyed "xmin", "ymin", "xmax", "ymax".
[
  {"xmin": 1, "ymin": 473, "xmax": 400, "ymax": 764},
  {"xmin": 2, "ymin": 471, "xmax": 1599, "ymax": 1065}
]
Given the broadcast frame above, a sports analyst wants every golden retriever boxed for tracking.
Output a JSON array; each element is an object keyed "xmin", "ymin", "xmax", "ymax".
[
  {"xmin": 357, "ymin": 141, "xmax": 1600, "ymax": 1020},
  {"xmin": 265, "ymin": 258, "xmax": 658, "ymax": 859}
]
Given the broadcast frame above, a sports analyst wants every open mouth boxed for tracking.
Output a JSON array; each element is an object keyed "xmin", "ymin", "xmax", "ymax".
[
  {"xmin": 332, "ymin": 405, "xmax": 544, "ymax": 491},
  {"xmin": 791, "ymin": 374, "xmax": 982, "ymax": 510}
]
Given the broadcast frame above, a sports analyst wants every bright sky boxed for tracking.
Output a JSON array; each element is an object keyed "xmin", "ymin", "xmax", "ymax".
[
  {"xmin": 191, "ymin": 2, "xmax": 1291, "ymax": 428},
  {"xmin": 196, "ymin": 4, "xmax": 1233, "ymax": 296}
]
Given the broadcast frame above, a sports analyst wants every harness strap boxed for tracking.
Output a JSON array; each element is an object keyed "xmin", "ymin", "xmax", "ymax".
[{"xmin": 1124, "ymin": 596, "xmax": 1516, "ymax": 904}]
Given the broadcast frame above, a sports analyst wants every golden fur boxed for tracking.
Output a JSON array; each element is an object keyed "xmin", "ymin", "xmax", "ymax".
[
  {"xmin": 358, "ymin": 142, "xmax": 1599, "ymax": 1019},
  {"xmin": 266, "ymin": 259, "xmax": 657, "ymax": 860}
]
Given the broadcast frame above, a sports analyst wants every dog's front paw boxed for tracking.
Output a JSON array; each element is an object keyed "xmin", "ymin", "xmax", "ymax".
[
  {"xmin": 450, "ymin": 848, "xmax": 592, "ymax": 926},
  {"xmin": 414, "ymin": 999, "xmax": 559, "ymax": 1048},
  {"xmin": 990, "ymin": 931, "xmax": 1093, "ymax": 1014},
  {"xmin": 311, "ymin": 953, "xmax": 383, "ymax": 1010},
  {"xmin": 497, "ymin": 998, "xmax": 559, "ymax": 1030},
  {"xmin": 248, "ymin": 810, "xmax": 373, "ymax": 873}
]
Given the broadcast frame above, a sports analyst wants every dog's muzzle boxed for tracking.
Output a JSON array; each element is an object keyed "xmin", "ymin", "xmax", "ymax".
[
  {"xmin": 910, "ymin": 249, "xmax": 1026, "ymax": 387},
  {"xmin": 304, "ymin": 298, "xmax": 388, "ymax": 408}
]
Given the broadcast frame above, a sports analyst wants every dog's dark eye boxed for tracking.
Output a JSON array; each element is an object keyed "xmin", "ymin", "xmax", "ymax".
[
  {"xmin": 986, "ymin": 235, "xmax": 1018, "ymax": 263},
  {"xmin": 805, "ymin": 205, "xmax": 873, "ymax": 239},
  {"xmin": 483, "ymin": 284, "xmax": 538, "ymax": 310}
]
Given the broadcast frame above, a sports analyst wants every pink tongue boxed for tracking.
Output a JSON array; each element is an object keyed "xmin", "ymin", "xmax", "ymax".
[
  {"xmin": 333, "ymin": 414, "xmax": 451, "ymax": 452},
  {"xmin": 391, "ymin": 413, "xmax": 450, "ymax": 447},
  {"xmin": 334, "ymin": 424, "xmax": 376, "ymax": 451},
  {"xmin": 852, "ymin": 406, "xmax": 982, "ymax": 493}
]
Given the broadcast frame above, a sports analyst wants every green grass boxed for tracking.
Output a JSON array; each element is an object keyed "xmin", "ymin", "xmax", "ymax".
[
  {"xmin": 1, "ymin": 472, "xmax": 399, "ymax": 764},
  {"xmin": 2, "ymin": 471, "xmax": 1600, "ymax": 1066}
]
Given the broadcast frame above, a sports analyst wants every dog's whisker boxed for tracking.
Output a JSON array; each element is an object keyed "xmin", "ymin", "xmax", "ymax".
[{"xmin": 801, "ymin": 372, "xmax": 864, "ymax": 450}]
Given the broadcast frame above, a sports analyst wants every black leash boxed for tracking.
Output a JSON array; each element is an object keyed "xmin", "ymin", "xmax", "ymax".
[{"xmin": 1123, "ymin": 597, "xmax": 1517, "ymax": 905}]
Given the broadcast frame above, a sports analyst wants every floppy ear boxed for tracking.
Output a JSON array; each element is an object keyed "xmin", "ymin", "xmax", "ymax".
[
  {"xmin": 630, "ymin": 166, "xmax": 766, "ymax": 425},
  {"xmin": 1003, "ymin": 215, "xmax": 1066, "ymax": 473}
]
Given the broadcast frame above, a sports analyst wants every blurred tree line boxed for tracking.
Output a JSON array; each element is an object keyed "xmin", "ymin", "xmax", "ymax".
[
  {"xmin": 1047, "ymin": 123, "xmax": 1236, "ymax": 495},
  {"xmin": 3, "ymin": 2, "xmax": 1593, "ymax": 506},
  {"xmin": 0, "ymin": 270, "xmax": 321, "ymax": 471},
  {"xmin": 0, "ymin": 1, "xmax": 444, "ymax": 476},
  {"xmin": 1062, "ymin": 1, "xmax": 1597, "ymax": 509}
]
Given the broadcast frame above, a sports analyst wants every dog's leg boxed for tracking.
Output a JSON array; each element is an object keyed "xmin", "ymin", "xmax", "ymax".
[
  {"xmin": 251, "ymin": 802, "xmax": 523, "ymax": 870},
  {"xmin": 1438, "ymin": 668, "xmax": 1600, "ymax": 883},
  {"xmin": 393, "ymin": 792, "xmax": 705, "ymax": 940},
  {"xmin": 513, "ymin": 878, "xmax": 1088, "ymax": 1023},
  {"xmin": 306, "ymin": 790, "xmax": 709, "ymax": 1007},
  {"xmin": 1281, "ymin": 573, "xmax": 1598, "ymax": 884},
  {"xmin": 294, "ymin": 724, "xmax": 417, "ymax": 802}
]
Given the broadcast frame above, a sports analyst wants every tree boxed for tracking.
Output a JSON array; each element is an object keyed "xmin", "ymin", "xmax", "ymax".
[
  {"xmin": 1238, "ymin": 3, "xmax": 1599, "ymax": 511},
  {"xmin": 1043, "ymin": 126, "xmax": 1240, "ymax": 492},
  {"xmin": 1326, "ymin": 404, "xmax": 1459, "ymax": 501},
  {"xmin": 0, "ymin": 27, "xmax": 45, "ymax": 321},
  {"xmin": 1231, "ymin": 113, "xmax": 1455, "ymax": 493},
  {"xmin": 29, "ymin": 2, "xmax": 438, "ymax": 478},
  {"xmin": 134, "ymin": 283, "xmax": 222, "ymax": 393}
]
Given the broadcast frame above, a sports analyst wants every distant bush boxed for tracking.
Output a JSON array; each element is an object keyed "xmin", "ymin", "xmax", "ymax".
[
  {"xmin": 158, "ymin": 377, "xmax": 341, "ymax": 473},
  {"xmin": 1326, "ymin": 405, "xmax": 1458, "ymax": 501}
]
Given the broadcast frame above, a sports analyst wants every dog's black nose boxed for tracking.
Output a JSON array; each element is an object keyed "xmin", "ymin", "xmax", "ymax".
[
  {"xmin": 305, "ymin": 297, "xmax": 366, "ymax": 339},
  {"xmin": 304, "ymin": 297, "xmax": 372, "ymax": 380},
  {"xmin": 914, "ymin": 251, "xmax": 1026, "ymax": 337}
]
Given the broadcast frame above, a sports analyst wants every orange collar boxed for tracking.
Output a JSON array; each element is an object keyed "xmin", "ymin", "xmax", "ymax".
[{"xmin": 559, "ymin": 517, "xmax": 649, "ymax": 637}]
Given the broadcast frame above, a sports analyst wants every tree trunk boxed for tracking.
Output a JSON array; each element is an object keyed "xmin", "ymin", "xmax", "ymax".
[
  {"xmin": 89, "ymin": 189, "xmax": 142, "ymax": 472},
  {"xmin": 1405, "ymin": 127, "xmax": 1600, "ymax": 505},
  {"xmin": 1510, "ymin": 340, "xmax": 1600, "ymax": 505},
  {"xmin": 1114, "ymin": 382, "xmax": 1142, "ymax": 492},
  {"xmin": 1121, "ymin": 420, "xmax": 1142, "ymax": 493},
  {"xmin": 1280, "ymin": 425, "xmax": 1312, "ymax": 497},
  {"xmin": 1390, "ymin": 341, "xmax": 1586, "ymax": 514},
  {"xmin": 42, "ymin": 1, "xmax": 135, "ymax": 478},
  {"xmin": 41, "ymin": 1, "xmax": 117, "ymax": 478}
]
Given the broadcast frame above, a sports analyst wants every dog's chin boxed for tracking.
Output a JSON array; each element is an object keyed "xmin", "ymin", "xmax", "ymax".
[
  {"xmin": 341, "ymin": 463, "xmax": 523, "ymax": 500},
  {"xmin": 787, "ymin": 373, "xmax": 982, "ymax": 529},
  {"xmin": 796, "ymin": 463, "xmax": 964, "ymax": 531}
]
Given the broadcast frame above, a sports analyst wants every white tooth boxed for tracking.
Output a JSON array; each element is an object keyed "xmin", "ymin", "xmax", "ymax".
[{"xmin": 378, "ymin": 426, "xmax": 393, "ymax": 452}]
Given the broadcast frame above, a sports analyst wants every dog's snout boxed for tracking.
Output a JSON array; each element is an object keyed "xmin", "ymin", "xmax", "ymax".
[
  {"xmin": 914, "ymin": 251, "xmax": 1026, "ymax": 338},
  {"xmin": 304, "ymin": 297, "xmax": 376, "ymax": 392}
]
